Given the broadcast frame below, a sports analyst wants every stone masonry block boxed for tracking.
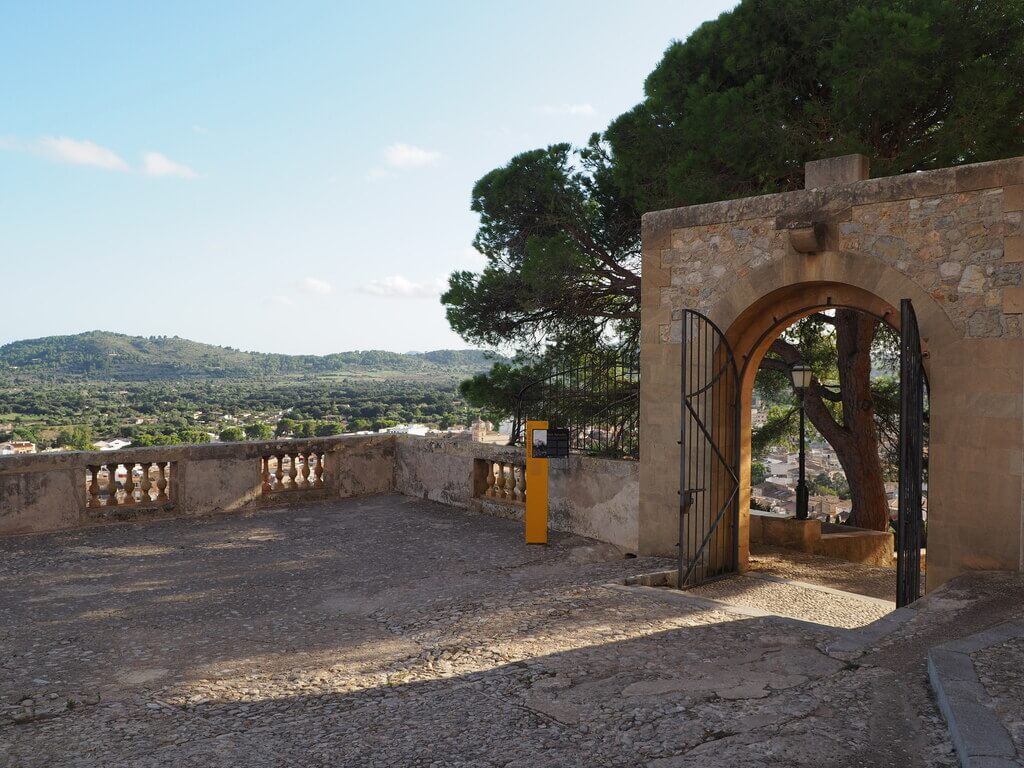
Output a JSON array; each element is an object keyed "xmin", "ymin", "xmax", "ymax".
[
  {"xmin": 1003, "ymin": 287, "xmax": 1024, "ymax": 314},
  {"xmin": 1004, "ymin": 236, "xmax": 1024, "ymax": 263},
  {"xmin": 1004, "ymin": 184, "xmax": 1024, "ymax": 211},
  {"xmin": 804, "ymin": 154, "xmax": 870, "ymax": 189}
]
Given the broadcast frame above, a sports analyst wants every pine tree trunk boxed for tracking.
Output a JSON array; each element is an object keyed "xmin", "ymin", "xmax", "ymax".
[{"xmin": 770, "ymin": 309, "xmax": 891, "ymax": 532}]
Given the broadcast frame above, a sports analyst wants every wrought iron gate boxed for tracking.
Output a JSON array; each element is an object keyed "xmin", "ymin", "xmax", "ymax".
[
  {"xmin": 897, "ymin": 299, "xmax": 926, "ymax": 607},
  {"xmin": 678, "ymin": 310, "xmax": 741, "ymax": 588}
]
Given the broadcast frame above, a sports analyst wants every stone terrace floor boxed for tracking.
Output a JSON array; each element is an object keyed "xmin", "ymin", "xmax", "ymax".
[{"xmin": 1, "ymin": 495, "xmax": 1020, "ymax": 767}]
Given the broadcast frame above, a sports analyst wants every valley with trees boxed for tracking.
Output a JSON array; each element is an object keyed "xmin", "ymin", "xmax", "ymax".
[{"xmin": 0, "ymin": 331, "xmax": 500, "ymax": 449}]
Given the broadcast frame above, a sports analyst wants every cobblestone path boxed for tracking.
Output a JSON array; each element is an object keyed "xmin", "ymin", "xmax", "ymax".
[{"xmin": 0, "ymin": 496, "xmax": 964, "ymax": 767}]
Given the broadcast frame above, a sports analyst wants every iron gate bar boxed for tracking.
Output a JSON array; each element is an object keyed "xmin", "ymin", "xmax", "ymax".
[
  {"xmin": 897, "ymin": 298, "xmax": 926, "ymax": 607},
  {"xmin": 679, "ymin": 309, "xmax": 741, "ymax": 590}
]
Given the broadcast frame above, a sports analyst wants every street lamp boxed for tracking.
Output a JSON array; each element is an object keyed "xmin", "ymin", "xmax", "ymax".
[{"xmin": 790, "ymin": 363, "xmax": 813, "ymax": 520}]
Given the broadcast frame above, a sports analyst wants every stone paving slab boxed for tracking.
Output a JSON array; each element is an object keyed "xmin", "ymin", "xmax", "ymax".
[
  {"xmin": 0, "ymin": 494, "xmax": 982, "ymax": 766},
  {"xmin": 929, "ymin": 623, "xmax": 1024, "ymax": 767}
]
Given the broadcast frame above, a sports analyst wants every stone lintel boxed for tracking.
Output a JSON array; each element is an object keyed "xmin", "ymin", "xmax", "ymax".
[{"xmin": 804, "ymin": 154, "xmax": 870, "ymax": 189}]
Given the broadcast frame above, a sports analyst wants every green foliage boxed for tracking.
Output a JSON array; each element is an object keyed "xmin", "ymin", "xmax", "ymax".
[
  {"xmin": 314, "ymin": 422, "xmax": 343, "ymax": 437},
  {"xmin": 55, "ymin": 425, "xmax": 93, "ymax": 450},
  {"xmin": 751, "ymin": 314, "xmax": 901, "ymax": 473},
  {"xmin": 750, "ymin": 461, "xmax": 768, "ymax": 486},
  {"xmin": 458, "ymin": 360, "xmax": 544, "ymax": 424},
  {"xmin": 813, "ymin": 471, "xmax": 852, "ymax": 500},
  {"xmin": 11, "ymin": 425, "xmax": 40, "ymax": 445},
  {"xmin": 0, "ymin": 362, "xmax": 479, "ymax": 449},
  {"xmin": 132, "ymin": 427, "xmax": 210, "ymax": 447},
  {"xmin": 606, "ymin": 0, "xmax": 1024, "ymax": 212},
  {"xmin": 442, "ymin": 141, "xmax": 641, "ymax": 352},
  {"xmin": 244, "ymin": 423, "xmax": 273, "ymax": 441},
  {"xmin": 219, "ymin": 426, "xmax": 246, "ymax": 442},
  {"xmin": 751, "ymin": 405, "xmax": 798, "ymax": 459}
]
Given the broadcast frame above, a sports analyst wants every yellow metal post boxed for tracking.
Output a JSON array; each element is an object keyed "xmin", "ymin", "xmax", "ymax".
[{"xmin": 524, "ymin": 420, "xmax": 548, "ymax": 544}]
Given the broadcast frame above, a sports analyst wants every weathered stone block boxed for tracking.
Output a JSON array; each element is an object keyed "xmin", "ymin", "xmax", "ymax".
[
  {"xmin": 1003, "ymin": 287, "xmax": 1024, "ymax": 315},
  {"xmin": 1004, "ymin": 236, "xmax": 1024, "ymax": 263},
  {"xmin": 1004, "ymin": 184, "xmax": 1024, "ymax": 211},
  {"xmin": 804, "ymin": 154, "xmax": 870, "ymax": 189}
]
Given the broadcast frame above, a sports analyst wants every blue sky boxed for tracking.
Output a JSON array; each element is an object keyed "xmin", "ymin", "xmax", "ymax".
[{"xmin": 0, "ymin": 1, "xmax": 736, "ymax": 354}]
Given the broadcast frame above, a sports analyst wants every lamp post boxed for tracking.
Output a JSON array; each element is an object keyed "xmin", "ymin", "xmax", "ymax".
[{"xmin": 790, "ymin": 363, "xmax": 813, "ymax": 520}]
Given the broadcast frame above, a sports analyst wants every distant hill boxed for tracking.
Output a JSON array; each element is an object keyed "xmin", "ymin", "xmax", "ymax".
[{"xmin": 0, "ymin": 331, "xmax": 501, "ymax": 381}]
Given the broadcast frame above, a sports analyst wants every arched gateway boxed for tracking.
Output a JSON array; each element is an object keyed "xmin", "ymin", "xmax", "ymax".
[{"xmin": 638, "ymin": 154, "xmax": 1024, "ymax": 594}]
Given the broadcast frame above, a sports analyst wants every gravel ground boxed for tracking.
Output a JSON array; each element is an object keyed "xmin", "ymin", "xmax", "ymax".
[
  {"xmin": 0, "ymin": 495, "xmax": 963, "ymax": 767},
  {"xmin": 749, "ymin": 544, "xmax": 897, "ymax": 601},
  {"xmin": 687, "ymin": 573, "xmax": 893, "ymax": 629},
  {"xmin": 973, "ymin": 636, "xmax": 1024, "ymax": 757}
]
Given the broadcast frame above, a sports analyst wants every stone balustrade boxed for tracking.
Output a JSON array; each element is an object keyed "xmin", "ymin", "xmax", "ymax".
[
  {"xmin": 476, "ymin": 459, "xmax": 526, "ymax": 504},
  {"xmin": 85, "ymin": 461, "xmax": 173, "ymax": 508},
  {"xmin": 261, "ymin": 449, "xmax": 327, "ymax": 494},
  {"xmin": 0, "ymin": 433, "xmax": 640, "ymax": 554}
]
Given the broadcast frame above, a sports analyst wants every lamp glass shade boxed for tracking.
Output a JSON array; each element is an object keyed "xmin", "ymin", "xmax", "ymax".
[{"xmin": 790, "ymin": 364, "xmax": 813, "ymax": 390}]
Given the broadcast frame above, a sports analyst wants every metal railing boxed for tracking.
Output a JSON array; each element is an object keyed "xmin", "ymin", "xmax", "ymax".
[{"xmin": 510, "ymin": 347, "xmax": 639, "ymax": 459}]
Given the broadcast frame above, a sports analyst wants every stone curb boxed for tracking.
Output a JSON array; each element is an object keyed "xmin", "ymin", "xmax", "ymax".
[{"xmin": 927, "ymin": 621, "xmax": 1024, "ymax": 768}]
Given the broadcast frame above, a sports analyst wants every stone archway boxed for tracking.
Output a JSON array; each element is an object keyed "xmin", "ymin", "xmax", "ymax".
[
  {"xmin": 638, "ymin": 155, "xmax": 1024, "ymax": 592},
  {"xmin": 717, "ymin": 278, "xmax": 914, "ymax": 579}
]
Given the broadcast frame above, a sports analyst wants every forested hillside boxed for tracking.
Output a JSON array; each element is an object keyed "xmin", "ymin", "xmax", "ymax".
[{"xmin": 0, "ymin": 331, "xmax": 497, "ymax": 380}]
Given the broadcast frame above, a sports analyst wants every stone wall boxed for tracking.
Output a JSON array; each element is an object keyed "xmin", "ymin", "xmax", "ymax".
[
  {"xmin": 650, "ymin": 158, "xmax": 1023, "ymax": 341},
  {"xmin": 640, "ymin": 155, "xmax": 1024, "ymax": 590},
  {"xmin": 0, "ymin": 434, "xmax": 639, "ymax": 553},
  {"xmin": 0, "ymin": 435, "xmax": 395, "ymax": 536},
  {"xmin": 394, "ymin": 435, "xmax": 640, "ymax": 552}
]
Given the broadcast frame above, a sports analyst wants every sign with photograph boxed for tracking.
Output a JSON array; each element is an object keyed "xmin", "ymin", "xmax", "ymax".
[{"xmin": 531, "ymin": 428, "xmax": 569, "ymax": 459}]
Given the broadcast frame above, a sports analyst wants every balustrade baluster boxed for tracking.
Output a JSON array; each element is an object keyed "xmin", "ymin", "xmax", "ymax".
[
  {"xmin": 511, "ymin": 466, "xmax": 524, "ymax": 502},
  {"xmin": 288, "ymin": 452, "xmax": 299, "ymax": 489},
  {"xmin": 314, "ymin": 453, "xmax": 325, "ymax": 487},
  {"xmin": 139, "ymin": 463, "xmax": 153, "ymax": 503},
  {"xmin": 123, "ymin": 464, "xmax": 136, "ymax": 504},
  {"xmin": 106, "ymin": 463, "xmax": 120, "ymax": 506},
  {"xmin": 495, "ymin": 462, "xmax": 507, "ymax": 499},
  {"xmin": 155, "ymin": 462, "xmax": 169, "ymax": 502},
  {"xmin": 275, "ymin": 454, "xmax": 285, "ymax": 490},
  {"xmin": 485, "ymin": 462, "xmax": 497, "ymax": 497},
  {"xmin": 87, "ymin": 466, "xmax": 102, "ymax": 508},
  {"xmin": 261, "ymin": 457, "xmax": 273, "ymax": 493}
]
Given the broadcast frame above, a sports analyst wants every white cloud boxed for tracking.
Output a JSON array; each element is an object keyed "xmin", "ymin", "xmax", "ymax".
[
  {"xmin": 360, "ymin": 275, "xmax": 446, "ymax": 299},
  {"xmin": 299, "ymin": 277, "xmax": 333, "ymax": 295},
  {"xmin": 540, "ymin": 103, "xmax": 596, "ymax": 116},
  {"xmin": 143, "ymin": 151, "xmax": 198, "ymax": 179},
  {"xmin": 383, "ymin": 143, "xmax": 441, "ymax": 168},
  {"xmin": 37, "ymin": 136, "xmax": 129, "ymax": 171}
]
